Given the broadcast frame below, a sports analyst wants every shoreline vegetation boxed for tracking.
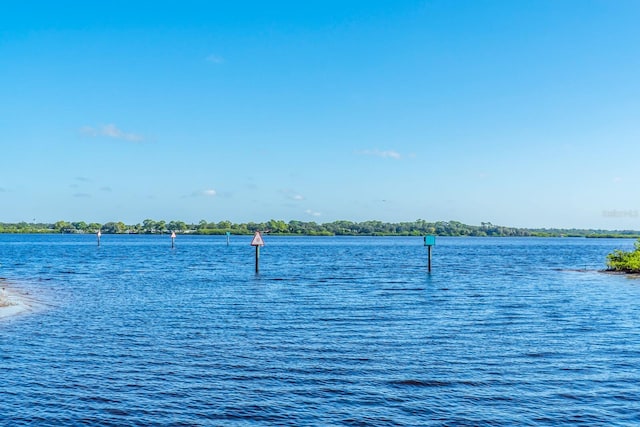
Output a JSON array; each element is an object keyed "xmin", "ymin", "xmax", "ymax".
[
  {"xmin": 607, "ymin": 239, "xmax": 640, "ymax": 274},
  {"xmin": 0, "ymin": 219, "xmax": 639, "ymax": 238}
]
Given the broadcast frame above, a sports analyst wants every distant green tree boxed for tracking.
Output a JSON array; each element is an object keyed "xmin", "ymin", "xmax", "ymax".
[
  {"xmin": 72, "ymin": 221, "xmax": 88, "ymax": 232},
  {"xmin": 142, "ymin": 219, "xmax": 157, "ymax": 233},
  {"xmin": 217, "ymin": 220, "xmax": 232, "ymax": 229},
  {"xmin": 88, "ymin": 223, "xmax": 102, "ymax": 232},
  {"xmin": 245, "ymin": 222, "xmax": 261, "ymax": 232},
  {"xmin": 54, "ymin": 220, "xmax": 74, "ymax": 233},
  {"xmin": 167, "ymin": 220, "xmax": 187, "ymax": 232},
  {"xmin": 101, "ymin": 221, "xmax": 127, "ymax": 234},
  {"xmin": 288, "ymin": 220, "xmax": 305, "ymax": 234},
  {"xmin": 266, "ymin": 219, "xmax": 288, "ymax": 234},
  {"xmin": 329, "ymin": 220, "xmax": 356, "ymax": 235}
]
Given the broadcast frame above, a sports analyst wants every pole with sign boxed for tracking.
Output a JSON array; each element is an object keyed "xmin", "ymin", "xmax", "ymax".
[
  {"xmin": 171, "ymin": 231, "xmax": 176, "ymax": 248},
  {"xmin": 97, "ymin": 230, "xmax": 101, "ymax": 247},
  {"xmin": 424, "ymin": 235, "xmax": 435, "ymax": 272},
  {"xmin": 250, "ymin": 231, "xmax": 265, "ymax": 273}
]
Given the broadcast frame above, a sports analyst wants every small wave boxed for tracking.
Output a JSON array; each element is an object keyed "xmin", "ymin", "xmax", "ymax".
[
  {"xmin": 342, "ymin": 416, "xmax": 402, "ymax": 426},
  {"xmin": 389, "ymin": 379, "xmax": 490, "ymax": 388},
  {"xmin": 389, "ymin": 379, "xmax": 452, "ymax": 387}
]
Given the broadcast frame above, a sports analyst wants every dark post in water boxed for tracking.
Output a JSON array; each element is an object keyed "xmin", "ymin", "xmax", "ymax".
[
  {"xmin": 97, "ymin": 230, "xmax": 101, "ymax": 247},
  {"xmin": 250, "ymin": 231, "xmax": 265, "ymax": 273},
  {"xmin": 226, "ymin": 231, "xmax": 231, "ymax": 246},
  {"xmin": 424, "ymin": 235, "xmax": 436, "ymax": 272},
  {"xmin": 171, "ymin": 231, "xmax": 176, "ymax": 249}
]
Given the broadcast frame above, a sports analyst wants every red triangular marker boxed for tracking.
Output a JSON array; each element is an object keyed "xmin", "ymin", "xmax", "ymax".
[{"xmin": 250, "ymin": 231, "xmax": 264, "ymax": 246}]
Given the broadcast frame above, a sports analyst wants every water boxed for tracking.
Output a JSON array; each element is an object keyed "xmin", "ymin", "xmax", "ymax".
[{"xmin": 1, "ymin": 235, "xmax": 639, "ymax": 426}]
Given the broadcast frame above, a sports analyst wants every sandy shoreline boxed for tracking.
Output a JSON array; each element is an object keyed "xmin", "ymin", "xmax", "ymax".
[{"xmin": 0, "ymin": 282, "xmax": 36, "ymax": 320}]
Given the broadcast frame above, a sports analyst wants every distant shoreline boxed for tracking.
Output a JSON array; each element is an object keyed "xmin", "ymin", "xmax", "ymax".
[
  {"xmin": 1, "ymin": 219, "xmax": 639, "ymax": 238},
  {"xmin": 1, "ymin": 231, "xmax": 640, "ymax": 238}
]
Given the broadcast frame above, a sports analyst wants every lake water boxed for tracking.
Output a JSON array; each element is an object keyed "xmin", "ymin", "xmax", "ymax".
[{"xmin": 1, "ymin": 235, "xmax": 639, "ymax": 426}]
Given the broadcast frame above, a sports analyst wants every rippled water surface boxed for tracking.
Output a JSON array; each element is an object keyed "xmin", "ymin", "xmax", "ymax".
[{"xmin": 1, "ymin": 235, "xmax": 640, "ymax": 426}]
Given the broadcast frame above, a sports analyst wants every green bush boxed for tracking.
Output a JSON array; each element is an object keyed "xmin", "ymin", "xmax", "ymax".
[{"xmin": 607, "ymin": 239, "xmax": 640, "ymax": 273}]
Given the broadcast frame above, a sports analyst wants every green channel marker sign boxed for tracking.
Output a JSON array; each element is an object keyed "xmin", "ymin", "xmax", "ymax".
[{"xmin": 424, "ymin": 235, "xmax": 436, "ymax": 246}]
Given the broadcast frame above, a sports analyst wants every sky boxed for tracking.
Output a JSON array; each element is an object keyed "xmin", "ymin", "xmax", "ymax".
[{"xmin": 1, "ymin": 0, "xmax": 639, "ymax": 229}]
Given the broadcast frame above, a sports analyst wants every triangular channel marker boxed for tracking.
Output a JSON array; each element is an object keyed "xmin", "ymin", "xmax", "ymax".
[{"xmin": 251, "ymin": 231, "xmax": 265, "ymax": 246}]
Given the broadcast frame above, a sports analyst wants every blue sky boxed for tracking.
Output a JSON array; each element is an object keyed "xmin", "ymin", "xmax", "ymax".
[{"xmin": 1, "ymin": 0, "xmax": 639, "ymax": 229}]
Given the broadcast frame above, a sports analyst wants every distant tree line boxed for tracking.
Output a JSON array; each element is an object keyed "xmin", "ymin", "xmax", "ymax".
[{"xmin": 0, "ymin": 219, "xmax": 638, "ymax": 238}]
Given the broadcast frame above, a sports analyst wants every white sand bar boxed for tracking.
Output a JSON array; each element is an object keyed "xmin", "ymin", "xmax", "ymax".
[{"xmin": 0, "ymin": 284, "xmax": 35, "ymax": 319}]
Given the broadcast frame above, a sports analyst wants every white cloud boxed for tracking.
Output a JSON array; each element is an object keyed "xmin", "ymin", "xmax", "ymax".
[
  {"xmin": 305, "ymin": 209, "xmax": 321, "ymax": 217},
  {"xmin": 357, "ymin": 149, "xmax": 401, "ymax": 159},
  {"xmin": 202, "ymin": 189, "xmax": 217, "ymax": 196},
  {"xmin": 206, "ymin": 54, "xmax": 225, "ymax": 64},
  {"xmin": 185, "ymin": 189, "xmax": 218, "ymax": 198},
  {"xmin": 81, "ymin": 124, "xmax": 144, "ymax": 142},
  {"xmin": 79, "ymin": 126, "xmax": 98, "ymax": 137},
  {"xmin": 281, "ymin": 189, "xmax": 305, "ymax": 201}
]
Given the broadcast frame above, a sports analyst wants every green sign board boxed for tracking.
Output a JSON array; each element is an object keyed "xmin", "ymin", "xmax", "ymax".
[{"xmin": 424, "ymin": 235, "xmax": 436, "ymax": 246}]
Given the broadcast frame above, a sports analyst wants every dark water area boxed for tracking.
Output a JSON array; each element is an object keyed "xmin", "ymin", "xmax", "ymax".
[{"xmin": 1, "ymin": 235, "xmax": 639, "ymax": 426}]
